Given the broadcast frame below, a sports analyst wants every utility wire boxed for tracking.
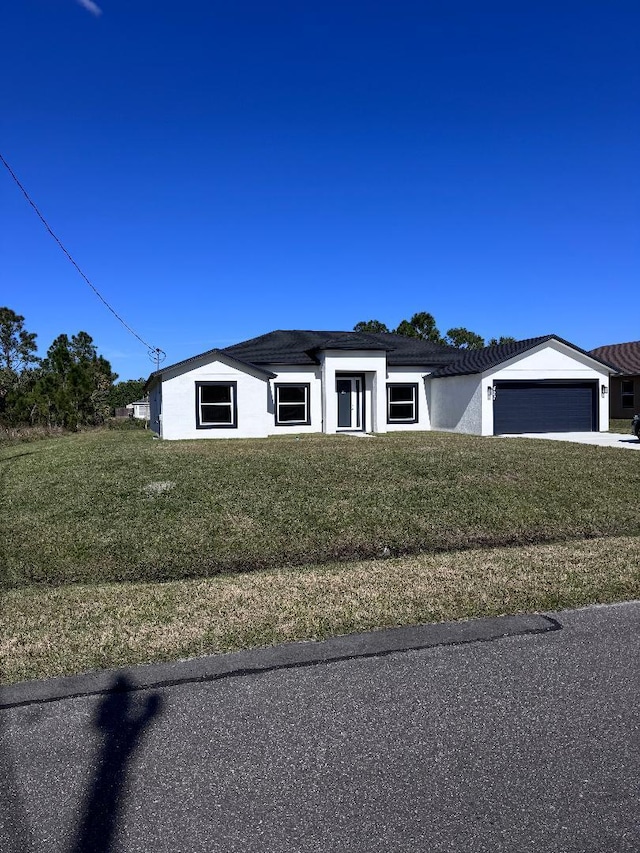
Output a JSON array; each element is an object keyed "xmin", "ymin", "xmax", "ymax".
[{"xmin": 0, "ymin": 152, "xmax": 164, "ymax": 359}]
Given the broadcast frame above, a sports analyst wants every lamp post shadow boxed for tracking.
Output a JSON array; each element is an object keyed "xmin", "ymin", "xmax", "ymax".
[
  {"xmin": 69, "ymin": 675, "xmax": 163, "ymax": 853},
  {"xmin": 0, "ymin": 721, "xmax": 34, "ymax": 853}
]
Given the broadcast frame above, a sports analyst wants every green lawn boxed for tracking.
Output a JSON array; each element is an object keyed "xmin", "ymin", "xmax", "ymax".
[
  {"xmin": 2, "ymin": 429, "xmax": 640, "ymax": 587},
  {"xmin": 2, "ymin": 428, "xmax": 640, "ymax": 684}
]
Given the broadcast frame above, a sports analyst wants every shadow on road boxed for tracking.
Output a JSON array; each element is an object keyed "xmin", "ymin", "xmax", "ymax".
[
  {"xmin": 69, "ymin": 675, "xmax": 163, "ymax": 853},
  {"xmin": 0, "ymin": 717, "xmax": 34, "ymax": 853}
]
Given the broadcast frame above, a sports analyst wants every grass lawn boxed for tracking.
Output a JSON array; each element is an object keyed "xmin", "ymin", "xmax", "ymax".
[
  {"xmin": 2, "ymin": 429, "xmax": 640, "ymax": 683},
  {"xmin": 610, "ymin": 418, "xmax": 635, "ymax": 435}
]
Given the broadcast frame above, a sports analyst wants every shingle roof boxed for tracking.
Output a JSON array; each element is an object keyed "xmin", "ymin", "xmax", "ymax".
[
  {"xmin": 145, "ymin": 347, "xmax": 276, "ymax": 388},
  {"xmin": 147, "ymin": 330, "xmax": 620, "ymax": 388},
  {"xmin": 430, "ymin": 335, "xmax": 619, "ymax": 378},
  {"xmin": 589, "ymin": 341, "xmax": 640, "ymax": 375},
  {"xmin": 223, "ymin": 329, "xmax": 459, "ymax": 367}
]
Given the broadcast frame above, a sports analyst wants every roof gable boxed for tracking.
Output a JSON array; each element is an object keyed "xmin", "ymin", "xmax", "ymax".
[
  {"xmin": 430, "ymin": 335, "xmax": 619, "ymax": 378},
  {"xmin": 145, "ymin": 348, "xmax": 276, "ymax": 388}
]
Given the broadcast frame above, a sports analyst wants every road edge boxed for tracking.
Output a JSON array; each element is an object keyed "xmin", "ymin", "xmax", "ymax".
[{"xmin": 0, "ymin": 612, "xmax": 560, "ymax": 709}]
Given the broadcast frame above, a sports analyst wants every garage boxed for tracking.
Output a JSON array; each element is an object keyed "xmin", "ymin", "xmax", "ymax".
[{"xmin": 493, "ymin": 380, "xmax": 599, "ymax": 435}]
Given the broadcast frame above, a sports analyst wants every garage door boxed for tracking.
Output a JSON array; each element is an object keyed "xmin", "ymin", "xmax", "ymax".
[{"xmin": 493, "ymin": 381, "xmax": 598, "ymax": 435}]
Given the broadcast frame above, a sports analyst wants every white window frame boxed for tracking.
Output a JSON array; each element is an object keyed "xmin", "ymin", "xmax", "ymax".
[
  {"xmin": 274, "ymin": 383, "xmax": 311, "ymax": 426},
  {"xmin": 387, "ymin": 383, "xmax": 418, "ymax": 424},
  {"xmin": 196, "ymin": 381, "xmax": 238, "ymax": 429}
]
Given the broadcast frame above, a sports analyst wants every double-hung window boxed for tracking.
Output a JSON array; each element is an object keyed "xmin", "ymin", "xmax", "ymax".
[
  {"xmin": 196, "ymin": 381, "xmax": 237, "ymax": 429},
  {"xmin": 387, "ymin": 383, "xmax": 418, "ymax": 424},
  {"xmin": 275, "ymin": 383, "xmax": 311, "ymax": 426},
  {"xmin": 621, "ymin": 379, "xmax": 635, "ymax": 410}
]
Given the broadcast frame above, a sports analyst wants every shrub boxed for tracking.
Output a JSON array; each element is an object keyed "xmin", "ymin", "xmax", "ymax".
[{"xmin": 106, "ymin": 417, "xmax": 148, "ymax": 431}]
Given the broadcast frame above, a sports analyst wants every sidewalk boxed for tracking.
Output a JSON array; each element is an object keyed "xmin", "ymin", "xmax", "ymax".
[{"xmin": 502, "ymin": 431, "xmax": 640, "ymax": 449}]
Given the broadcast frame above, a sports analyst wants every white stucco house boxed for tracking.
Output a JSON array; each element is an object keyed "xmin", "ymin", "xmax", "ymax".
[{"xmin": 144, "ymin": 330, "xmax": 617, "ymax": 440}]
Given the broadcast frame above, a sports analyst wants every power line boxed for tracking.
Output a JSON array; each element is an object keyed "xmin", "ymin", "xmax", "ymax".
[{"xmin": 0, "ymin": 152, "xmax": 165, "ymax": 362}]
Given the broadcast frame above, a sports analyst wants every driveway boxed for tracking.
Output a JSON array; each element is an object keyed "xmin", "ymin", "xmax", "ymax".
[
  {"xmin": 502, "ymin": 431, "xmax": 640, "ymax": 449},
  {"xmin": 2, "ymin": 603, "xmax": 640, "ymax": 852}
]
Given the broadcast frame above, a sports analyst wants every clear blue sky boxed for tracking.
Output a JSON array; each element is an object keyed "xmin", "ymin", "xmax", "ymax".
[{"xmin": 2, "ymin": 0, "xmax": 638, "ymax": 381}]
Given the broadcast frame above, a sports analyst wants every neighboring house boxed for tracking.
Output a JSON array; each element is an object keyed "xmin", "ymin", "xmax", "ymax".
[
  {"xmin": 126, "ymin": 399, "xmax": 150, "ymax": 420},
  {"xmin": 589, "ymin": 341, "xmax": 640, "ymax": 419},
  {"xmin": 145, "ymin": 330, "xmax": 615, "ymax": 440}
]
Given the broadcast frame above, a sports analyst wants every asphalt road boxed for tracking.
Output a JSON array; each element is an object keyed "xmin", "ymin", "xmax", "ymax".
[{"xmin": 1, "ymin": 603, "xmax": 639, "ymax": 852}]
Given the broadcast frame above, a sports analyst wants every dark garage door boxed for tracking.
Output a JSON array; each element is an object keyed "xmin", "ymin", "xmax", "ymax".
[{"xmin": 493, "ymin": 381, "xmax": 598, "ymax": 435}]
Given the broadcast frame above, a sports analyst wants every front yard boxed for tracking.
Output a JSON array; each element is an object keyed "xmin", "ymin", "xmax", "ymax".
[{"xmin": 1, "ymin": 429, "xmax": 639, "ymax": 683}]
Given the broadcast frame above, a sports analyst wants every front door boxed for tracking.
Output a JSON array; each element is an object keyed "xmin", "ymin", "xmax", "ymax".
[{"xmin": 336, "ymin": 377, "xmax": 363, "ymax": 430}]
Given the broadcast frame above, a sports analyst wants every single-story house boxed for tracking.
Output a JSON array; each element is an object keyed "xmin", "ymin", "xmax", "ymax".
[
  {"xmin": 145, "ymin": 330, "xmax": 617, "ymax": 440},
  {"xmin": 589, "ymin": 341, "xmax": 640, "ymax": 420},
  {"xmin": 126, "ymin": 399, "xmax": 150, "ymax": 420}
]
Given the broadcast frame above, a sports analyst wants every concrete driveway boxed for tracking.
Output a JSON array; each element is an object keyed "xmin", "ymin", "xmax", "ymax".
[{"xmin": 502, "ymin": 431, "xmax": 640, "ymax": 449}]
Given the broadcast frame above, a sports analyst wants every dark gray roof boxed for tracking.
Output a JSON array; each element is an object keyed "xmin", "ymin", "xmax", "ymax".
[
  {"xmin": 430, "ymin": 335, "xmax": 619, "ymax": 378},
  {"xmin": 145, "ymin": 347, "xmax": 277, "ymax": 388},
  {"xmin": 223, "ymin": 329, "xmax": 458, "ymax": 367},
  {"xmin": 590, "ymin": 341, "xmax": 640, "ymax": 375},
  {"xmin": 147, "ymin": 330, "xmax": 619, "ymax": 388}
]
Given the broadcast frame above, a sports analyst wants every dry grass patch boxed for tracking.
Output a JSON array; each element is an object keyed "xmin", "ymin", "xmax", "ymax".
[
  {"xmin": 2, "ymin": 535, "xmax": 639, "ymax": 685},
  {"xmin": 609, "ymin": 419, "xmax": 634, "ymax": 435}
]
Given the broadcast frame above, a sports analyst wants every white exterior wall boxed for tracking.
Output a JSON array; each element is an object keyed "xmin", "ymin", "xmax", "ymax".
[
  {"xmin": 386, "ymin": 367, "xmax": 431, "ymax": 431},
  {"xmin": 320, "ymin": 350, "xmax": 388, "ymax": 434},
  {"xmin": 150, "ymin": 339, "xmax": 612, "ymax": 441},
  {"xmin": 481, "ymin": 341, "xmax": 610, "ymax": 435},
  {"xmin": 160, "ymin": 357, "xmax": 273, "ymax": 440},
  {"xmin": 266, "ymin": 365, "xmax": 322, "ymax": 435},
  {"xmin": 429, "ymin": 374, "xmax": 483, "ymax": 435},
  {"xmin": 151, "ymin": 360, "xmax": 323, "ymax": 440}
]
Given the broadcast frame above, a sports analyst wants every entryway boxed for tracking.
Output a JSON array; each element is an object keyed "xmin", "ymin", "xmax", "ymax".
[{"xmin": 336, "ymin": 376, "xmax": 364, "ymax": 431}]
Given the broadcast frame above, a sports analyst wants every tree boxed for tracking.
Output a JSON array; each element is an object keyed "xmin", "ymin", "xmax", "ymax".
[
  {"xmin": 394, "ymin": 312, "xmax": 444, "ymax": 343},
  {"xmin": 445, "ymin": 327, "xmax": 485, "ymax": 349},
  {"xmin": 353, "ymin": 320, "xmax": 391, "ymax": 334},
  {"xmin": 0, "ymin": 308, "xmax": 39, "ymax": 402},
  {"xmin": 32, "ymin": 332, "xmax": 117, "ymax": 429},
  {"xmin": 105, "ymin": 378, "xmax": 147, "ymax": 414},
  {"xmin": 488, "ymin": 336, "xmax": 517, "ymax": 346},
  {"xmin": 355, "ymin": 310, "xmax": 515, "ymax": 349},
  {"xmin": 394, "ymin": 319, "xmax": 418, "ymax": 338}
]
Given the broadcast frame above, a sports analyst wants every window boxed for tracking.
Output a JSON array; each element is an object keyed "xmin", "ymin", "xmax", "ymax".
[
  {"xmin": 387, "ymin": 383, "xmax": 418, "ymax": 423},
  {"xmin": 621, "ymin": 380, "xmax": 635, "ymax": 410},
  {"xmin": 275, "ymin": 383, "xmax": 311, "ymax": 426},
  {"xmin": 196, "ymin": 381, "xmax": 237, "ymax": 429}
]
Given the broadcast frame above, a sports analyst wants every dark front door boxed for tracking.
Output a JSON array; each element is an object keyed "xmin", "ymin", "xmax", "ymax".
[{"xmin": 336, "ymin": 377, "xmax": 363, "ymax": 429}]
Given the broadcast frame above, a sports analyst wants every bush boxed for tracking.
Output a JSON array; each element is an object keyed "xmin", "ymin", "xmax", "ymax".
[
  {"xmin": 106, "ymin": 417, "xmax": 148, "ymax": 431},
  {"xmin": 0, "ymin": 423, "xmax": 66, "ymax": 444}
]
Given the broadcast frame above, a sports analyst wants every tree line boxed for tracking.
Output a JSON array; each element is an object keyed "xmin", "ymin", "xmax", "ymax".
[
  {"xmin": 1, "ymin": 306, "xmax": 514, "ymax": 429},
  {"xmin": 354, "ymin": 311, "xmax": 515, "ymax": 349},
  {"xmin": 0, "ymin": 307, "xmax": 146, "ymax": 429}
]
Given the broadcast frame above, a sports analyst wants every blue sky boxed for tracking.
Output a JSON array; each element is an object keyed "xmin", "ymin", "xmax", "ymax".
[{"xmin": 2, "ymin": 1, "xmax": 638, "ymax": 381}]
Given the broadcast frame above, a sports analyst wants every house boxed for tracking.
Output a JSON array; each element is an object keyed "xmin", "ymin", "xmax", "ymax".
[
  {"xmin": 589, "ymin": 341, "xmax": 640, "ymax": 420},
  {"xmin": 126, "ymin": 399, "xmax": 150, "ymax": 420},
  {"xmin": 145, "ymin": 330, "xmax": 616, "ymax": 440}
]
